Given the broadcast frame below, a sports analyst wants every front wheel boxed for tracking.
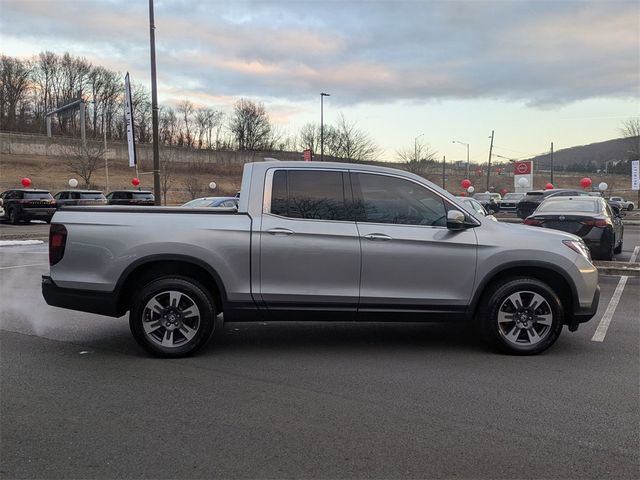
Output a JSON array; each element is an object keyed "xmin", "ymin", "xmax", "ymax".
[
  {"xmin": 478, "ymin": 278, "xmax": 564, "ymax": 355},
  {"xmin": 130, "ymin": 276, "xmax": 217, "ymax": 358}
]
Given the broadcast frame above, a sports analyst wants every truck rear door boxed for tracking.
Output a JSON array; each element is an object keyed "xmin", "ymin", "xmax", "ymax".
[{"xmin": 257, "ymin": 168, "xmax": 360, "ymax": 320}]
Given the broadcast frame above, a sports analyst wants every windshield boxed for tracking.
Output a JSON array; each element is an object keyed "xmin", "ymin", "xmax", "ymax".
[
  {"xmin": 25, "ymin": 192, "xmax": 53, "ymax": 200},
  {"xmin": 537, "ymin": 199, "xmax": 600, "ymax": 213},
  {"xmin": 473, "ymin": 194, "xmax": 491, "ymax": 201},
  {"xmin": 183, "ymin": 198, "xmax": 215, "ymax": 207},
  {"xmin": 132, "ymin": 193, "xmax": 154, "ymax": 199},
  {"xmin": 503, "ymin": 193, "xmax": 523, "ymax": 200}
]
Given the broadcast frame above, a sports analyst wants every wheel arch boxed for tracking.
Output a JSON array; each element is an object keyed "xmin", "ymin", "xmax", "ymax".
[
  {"xmin": 469, "ymin": 261, "xmax": 576, "ymax": 323},
  {"xmin": 115, "ymin": 255, "xmax": 228, "ymax": 316}
]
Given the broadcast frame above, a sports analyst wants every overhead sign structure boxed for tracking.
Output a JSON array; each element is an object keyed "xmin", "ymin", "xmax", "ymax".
[
  {"xmin": 513, "ymin": 161, "xmax": 533, "ymax": 193},
  {"xmin": 124, "ymin": 73, "xmax": 137, "ymax": 168},
  {"xmin": 632, "ymin": 160, "xmax": 639, "ymax": 191}
]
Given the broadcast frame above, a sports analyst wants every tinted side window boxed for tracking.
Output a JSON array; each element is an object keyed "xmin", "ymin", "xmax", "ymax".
[
  {"xmin": 354, "ymin": 173, "xmax": 447, "ymax": 227},
  {"xmin": 270, "ymin": 170, "xmax": 347, "ymax": 221}
]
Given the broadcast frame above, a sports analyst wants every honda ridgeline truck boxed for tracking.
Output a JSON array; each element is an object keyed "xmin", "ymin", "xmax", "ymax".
[{"xmin": 42, "ymin": 161, "xmax": 600, "ymax": 357}]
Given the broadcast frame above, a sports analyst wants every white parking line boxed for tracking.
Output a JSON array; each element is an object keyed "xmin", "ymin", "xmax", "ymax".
[
  {"xmin": 591, "ymin": 246, "xmax": 640, "ymax": 342},
  {"xmin": 0, "ymin": 263, "xmax": 49, "ymax": 270}
]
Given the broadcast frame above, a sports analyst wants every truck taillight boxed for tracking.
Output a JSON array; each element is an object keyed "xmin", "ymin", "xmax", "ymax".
[{"xmin": 49, "ymin": 224, "xmax": 67, "ymax": 266}]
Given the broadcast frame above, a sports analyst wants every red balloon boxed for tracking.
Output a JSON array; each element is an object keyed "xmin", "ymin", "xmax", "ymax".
[
  {"xmin": 131, "ymin": 177, "xmax": 141, "ymax": 187},
  {"xmin": 580, "ymin": 177, "xmax": 592, "ymax": 188},
  {"xmin": 545, "ymin": 183, "xmax": 554, "ymax": 190},
  {"xmin": 21, "ymin": 177, "xmax": 32, "ymax": 187},
  {"xmin": 461, "ymin": 179, "xmax": 472, "ymax": 189}
]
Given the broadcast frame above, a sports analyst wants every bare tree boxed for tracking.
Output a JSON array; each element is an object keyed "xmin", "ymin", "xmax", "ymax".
[
  {"xmin": 620, "ymin": 118, "xmax": 640, "ymax": 160},
  {"xmin": 0, "ymin": 56, "xmax": 32, "ymax": 130},
  {"xmin": 182, "ymin": 157, "xmax": 207, "ymax": 199},
  {"xmin": 397, "ymin": 139, "xmax": 438, "ymax": 176},
  {"xmin": 59, "ymin": 139, "xmax": 105, "ymax": 188},
  {"xmin": 325, "ymin": 114, "xmax": 380, "ymax": 162},
  {"xmin": 177, "ymin": 100, "xmax": 195, "ymax": 147},
  {"xmin": 160, "ymin": 146, "xmax": 177, "ymax": 205},
  {"xmin": 229, "ymin": 98, "xmax": 271, "ymax": 150},
  {"xmin": 298, "ymin": 122, "xmax": 320, "ymax": 153}
]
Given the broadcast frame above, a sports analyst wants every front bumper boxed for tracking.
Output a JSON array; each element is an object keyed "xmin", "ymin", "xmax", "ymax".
[{"xmin": 42, "ymin": 275, "xmax": 123, "ymax": 317}]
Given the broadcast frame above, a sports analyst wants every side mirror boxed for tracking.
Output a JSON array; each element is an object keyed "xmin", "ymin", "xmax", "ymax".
[{"xmin": 447, "ymin": 209, "xmax": 467, "ymax": 230}]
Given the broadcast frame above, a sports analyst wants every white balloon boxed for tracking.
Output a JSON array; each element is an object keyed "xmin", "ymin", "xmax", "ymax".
[
  {"xmin": 208, "ymin": 181, "xmax": 217, "ymax": 190},
  {"xmin": 467, "ymin": 186, "xmax": 475, "ymax": 194},
  {"xmin": 517, "ymin": 177, "xmax": 529, "ymax": 187},
  {"xmin": 68, "ymin": 178, "xmax": 78, "ymax": 188},
  {"xmin": 598, "ymin": 182, "xmax": 608, "ymax": 191}
]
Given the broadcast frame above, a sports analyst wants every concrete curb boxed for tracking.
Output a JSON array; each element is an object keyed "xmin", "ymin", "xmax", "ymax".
[{"xmin": 593, "ymin": 261, "xmax": 640, "ymax": 277}]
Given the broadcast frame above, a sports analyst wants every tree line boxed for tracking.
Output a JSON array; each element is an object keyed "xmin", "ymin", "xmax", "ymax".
[{"xmin": 0, "ymin": 51, "xmax": 380, "ymax": 162}]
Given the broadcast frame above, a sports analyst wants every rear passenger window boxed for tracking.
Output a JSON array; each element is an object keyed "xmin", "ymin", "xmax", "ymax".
[{"xmin": 270, "ymin": 170, "xmax": 348, "ymax": 221}]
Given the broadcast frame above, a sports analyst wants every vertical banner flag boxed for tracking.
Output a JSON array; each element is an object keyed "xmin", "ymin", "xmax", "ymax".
[
  {"xmin": 124, "ymin": 73, "xmax": 137, "ymax": 167},
  {"xmin": 632, "ymin": 160, "xmax": 639, "ymax": 191}
]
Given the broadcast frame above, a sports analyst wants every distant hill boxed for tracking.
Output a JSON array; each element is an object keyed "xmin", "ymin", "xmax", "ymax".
[{"xmin": 526, "ymin": 137, "xmax": 638, "ymax": 172}]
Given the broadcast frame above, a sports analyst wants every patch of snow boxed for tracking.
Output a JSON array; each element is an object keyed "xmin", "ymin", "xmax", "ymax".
[{"xmin": 0, "ymin": 240, "xmax": 45, "ymax": 247}]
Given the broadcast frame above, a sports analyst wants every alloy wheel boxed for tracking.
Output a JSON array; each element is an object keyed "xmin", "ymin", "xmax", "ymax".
[
  {"xmin": 142, "ymin": 290, "xmax": 201, "ymax": 348},
  {"xmin": 497, "ymin": 290, "xmax": 553, "ymax": 347}
]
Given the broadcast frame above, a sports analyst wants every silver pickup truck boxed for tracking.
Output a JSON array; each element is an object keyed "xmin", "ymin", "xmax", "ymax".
[{"xmin": 42, "ymin": 161, "xmax": 600, "ymax": 357}]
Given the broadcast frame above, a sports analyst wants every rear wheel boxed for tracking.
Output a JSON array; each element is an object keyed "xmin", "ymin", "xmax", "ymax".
[
  {"xmin": 9, "ymin": 208, "xmax": 19, "ymax": 225},
  {"xmin": 478, "ymin": 277, "xmax": 564, "ymax": 355},
  {"xmin": 614, "ymin": 239, "xmax": 623, "ymax": 254},
  {"xmin": 628, "ymin": 205, "xmax": 634, "ymax": 211},
  {"xmin": 130, "ymin": 276, "xmax": 217, "ymax": 358}
]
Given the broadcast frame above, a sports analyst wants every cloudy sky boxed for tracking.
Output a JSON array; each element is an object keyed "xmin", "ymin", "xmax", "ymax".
[{"xmin": 1, "ymin": 0, "xmax": 638, "ymax": 162}]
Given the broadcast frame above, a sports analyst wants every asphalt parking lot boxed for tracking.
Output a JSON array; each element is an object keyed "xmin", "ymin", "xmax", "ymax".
[{"xmin": 1, "ymin": 224, "xmax": 639, "ymax": 479}]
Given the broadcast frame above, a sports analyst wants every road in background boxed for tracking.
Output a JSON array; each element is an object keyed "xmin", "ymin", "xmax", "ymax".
[{"xmin": 1, "ymin": 237, "xmax": 638, "ymax": 479}]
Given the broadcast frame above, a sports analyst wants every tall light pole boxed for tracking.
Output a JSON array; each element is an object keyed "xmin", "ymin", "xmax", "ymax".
[
  {"xmin": 452, "ymin": 140, "xmax": 470, "ymax": 178},
  {"xmin": 414, "ymin": 133, "xmax": 424, "ymax": 161},
  {"xmin": 149, "ymin": 0, "xmax": 161, "ymax": 205},
  {"xmin": 486, "ymin": 130, "xmax": 494, "ymax": 192},
  {"xmin": 320, "ymin": 92, "xmax": 330, "ymax": 161}
]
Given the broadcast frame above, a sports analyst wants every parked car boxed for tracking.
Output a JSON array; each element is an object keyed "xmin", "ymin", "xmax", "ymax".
[
  {"xmin": 53, "ymin": 190, "xmax": 107, "ymax": 208},
  {"xmin": 472, "ymin": 192, "xmax": 501, "ymax": 213},
  {"xmin": 182, "ymin": 197, "xmax": 239, "ymax": 208},
  {"xmin": 43, "ymin": 161, "xmax": 600, "ymax": 358},
  {"xmin": 516, "ymin": 189, "xmax": 587, "ymax": 219},
  {"xmin": 523, "ymin": 196, "xmax": 623, "ymax": 260},
  {"xmin": 455, "ymin": 196, "xmax": 497, "ymax": 220},
  {"xmin": 106, "ymin": 190, "xmax": 155, "ymax": 206},
  {"xmin": 500, "ymin": 193, "xmax": 524, "ymax": 211},
  {"xmin": 608, "ymin": 196, "xmax": 635, "ymax": 211},
  {"xmin": 0, "ymin": 189, "xmax": 56, "ymax": 224}
]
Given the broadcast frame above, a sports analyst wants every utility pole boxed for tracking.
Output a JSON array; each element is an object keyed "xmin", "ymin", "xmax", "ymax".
[
  {"xmin": 550, "ymin": 141, "xmax": 554, "ymax": 184},
  {"xmin": 486, "ymin": 130, "xmax": 494, "ymax": 192},
  {"xmin": 442, "ymin": 155, "xmax": 446, "ymax": 189},
  {"xmin": 149, "ymin": 0, "xmax": 161, "ymax": 205},
  {"xmin": 103, "ymin": 111, "xmax": 109, "ymax": 192}
]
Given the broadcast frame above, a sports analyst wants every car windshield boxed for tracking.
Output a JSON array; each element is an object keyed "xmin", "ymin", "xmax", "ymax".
[
  {"xmin": 25, "ymin": 192, "xmax": 53, "ymax": 200},
  {"xmin": 132, "ymin": 193, "xmax": 154, "ymax": 199},
  {"xmin": 79, "ymin": 192, "xmax": 105, "ymax": 199},
  {"xmin": 183, "ymin": 198, "xmax": 215, "ymax": 207},
  {"xmin": 537, "ymin": 199, "xmax": 599, "ymax": 213},
  {"xmin": 473, "ymin": 194, "xmax": 491, "ymax": 201},
  {"xmin": 503, "ymin": 193, "xmax": 522, "ymax": 200}
]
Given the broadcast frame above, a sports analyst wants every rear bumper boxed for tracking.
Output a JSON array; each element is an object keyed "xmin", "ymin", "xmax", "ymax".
[{"xmin": 42, "ymin": 275, "xmax": 123, "ymax": 317}]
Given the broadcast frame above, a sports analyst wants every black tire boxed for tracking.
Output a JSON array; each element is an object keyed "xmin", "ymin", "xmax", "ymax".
[
  {"xmin": 628, "ymin": 205, "xmax": 634, "ymax": 211},
  {"xmin": 130, "ymin": 276, "xmax": 217, "ymax": 358},
  {"xmin": 614, "ymin": 240, "xmax": 623, "ymax": 255},
  {"xmin": 9, "ymin": 208, "xmax": 19, "ymax": 225},
  {"xmin": 477, "ymin": 277, "xmax": 564, "ymax": 355},
  {"xmin": 600, "ymin": 235, "xmax": 615, "ymax": 261}
]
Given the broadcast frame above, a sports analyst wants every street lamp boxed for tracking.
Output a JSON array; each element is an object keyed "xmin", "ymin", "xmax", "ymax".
[
  {"xmin": 415, "ymin": 133, "xmax": 424, "ymax": 161},
  {"xmin": 452, "ymin": 140, "xmax": 470, "ymax": 178},
  {"xmin": 320, "ymin": 92, "xmax": 330, "ymax": 161}
]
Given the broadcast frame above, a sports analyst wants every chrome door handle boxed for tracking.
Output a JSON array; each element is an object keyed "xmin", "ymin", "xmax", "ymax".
[
  {"xmin": 266, "ymin": 227, "xmax": 294, "ymax": 236},
  {"xmin": 363, "ymin": 233, "xmax": 392, "ymax": 241}
]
